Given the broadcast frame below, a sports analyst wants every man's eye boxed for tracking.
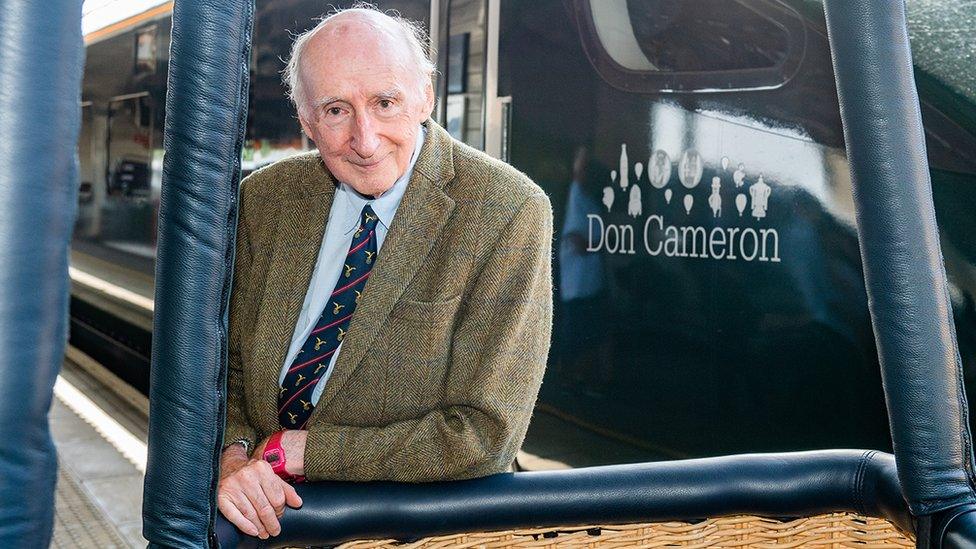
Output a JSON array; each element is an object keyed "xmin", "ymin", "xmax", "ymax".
[
  {"xmin": 378, "ymin": 99, "xmax": 393, "ymax": 109},
  {"xmin": 327, "ymin": 107, "xmax": 343, "ymax": 116}
]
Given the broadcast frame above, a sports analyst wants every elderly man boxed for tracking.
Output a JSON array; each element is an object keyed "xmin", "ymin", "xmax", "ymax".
[{"xmin": 215, "ymin": 5, "xmax": 553, "ymax": 542}]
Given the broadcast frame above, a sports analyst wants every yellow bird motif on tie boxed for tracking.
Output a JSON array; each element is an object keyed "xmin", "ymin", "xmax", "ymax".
[
  {"xmin": 344, "ymin": 264, "xmax": 356, "ymax": 278},
  {"xmin": 365, "ymin": 251, "xmax": 375, "ymax": 264},
  {"xmin": 333, "ymin": 301, "xmax": 344, "ymax": 315},
  {"xmin": 365, "ymin": 212, "xmax": 377, "ymax": 223},
  {"xmin": 314, "ymin": 362, "xmax": 326, "ymax": 374},
  {"xmin": 354, "ymin": 225, "xmax": 363, "ymax": 238},
  {"xmin": 287, "ymin": 412, "xmax": 297, "ymax": 425},
  {"xmin": 279, "ymin": 386, "xmax": 286, "ymax": 397},
  {"xmin": 295, "ymin": 373, "xmax": 305, "ymax": 386},
  {"xmin": 337, "ymin": 327, "xmax": 346, "ymax": 342},
  {"xmin": 300, "ymin": 399, "xmax": 311, "ymax": 411},
  {"xmin": 314, "ymin": 336, "xmax": 326, "ymax": 351},
  {"xmin": 354, "ymin": 290, "xmax": 361, "ymax": 303}
]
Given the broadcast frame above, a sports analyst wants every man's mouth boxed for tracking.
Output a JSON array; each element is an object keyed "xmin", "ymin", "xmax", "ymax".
[{"xmin": 349, "ymin": 153, "xmax": 391, "ymax": 169}]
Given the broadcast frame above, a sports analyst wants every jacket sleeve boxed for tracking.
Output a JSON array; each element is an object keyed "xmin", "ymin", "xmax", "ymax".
[
  {"xmin": 223, "ymin": 180, "xmax": 259, "ymax": 451},
  {"xmin": 303, "ymin": 192, "xmax": 554, "ymax": 482}
]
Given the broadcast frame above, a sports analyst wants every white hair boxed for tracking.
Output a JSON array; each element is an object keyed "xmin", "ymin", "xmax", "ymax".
[{"xmin": 282, "ymin": 3, "xmax": 436, "ymax": 117}]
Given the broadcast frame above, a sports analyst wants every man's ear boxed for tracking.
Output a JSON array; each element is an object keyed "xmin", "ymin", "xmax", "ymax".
[
  {"xmin": 422, "ymin": 79, "xmax": 435, "ymax": 119},
  {"xmin": 298, "ymin": 111, "xmax": 314, "ymax": 139}
]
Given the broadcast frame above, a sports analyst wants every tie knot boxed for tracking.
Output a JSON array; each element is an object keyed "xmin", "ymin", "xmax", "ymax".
[{"xmin": 360, "ymin": 204, "xmax": 380, "ymax": 229}]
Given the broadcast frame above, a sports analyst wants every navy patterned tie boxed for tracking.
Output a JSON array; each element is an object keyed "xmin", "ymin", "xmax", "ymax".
[{"xmin": 278, "ymin": 204, "xmax": 380, "ymax": 429}]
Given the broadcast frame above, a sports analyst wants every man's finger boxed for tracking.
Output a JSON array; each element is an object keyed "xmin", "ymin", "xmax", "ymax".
[
  {"xmin": 217, "ymin": 493, "xmax": 259, "ymax": 538},
  {"xmin": 257, "ymin": 467, "xmax": 287, "ymax": 514},
  {"xmin": 234, "ymin": 490, "xmax": 269, "ymax": 539},
  {"xmin": 244, "ymin": 480, "xmax": 281, "ymax": 537},
  {"xmin": 282, "ymin": 481, "xmax": 303, "ymax": 509}
]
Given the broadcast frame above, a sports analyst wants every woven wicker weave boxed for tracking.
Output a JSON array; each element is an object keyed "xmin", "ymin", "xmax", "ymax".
[{"xmin": 336, "ymin": 513, "xmax": 913, "ymax": 548}]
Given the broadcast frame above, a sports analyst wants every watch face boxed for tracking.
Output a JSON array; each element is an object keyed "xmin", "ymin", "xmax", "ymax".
[{"xmin": 265, "ymin": 449, "xmax": 281, "ymax": 465}]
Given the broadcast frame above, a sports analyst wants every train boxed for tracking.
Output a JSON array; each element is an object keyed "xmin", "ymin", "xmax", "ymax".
[{"xmin": 73, "ymin": 0, "xmax": 976, "ymax": 463}]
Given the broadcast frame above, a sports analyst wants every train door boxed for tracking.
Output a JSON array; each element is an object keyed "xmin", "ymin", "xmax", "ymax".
[
  {"xmin": 434, "ymin": 0, "xmax": 487, "ymax": 151},
  {"xmin": 77, "ymin": 16, "xmax": 169, "ymax": 270},
  {"xmin": 103, "ymin": 92, "xmax": 157, "ymax": 259}
]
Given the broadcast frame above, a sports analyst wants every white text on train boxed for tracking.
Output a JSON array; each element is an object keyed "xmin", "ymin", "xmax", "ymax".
[{"xmin": 587, "ymin": 214, "xmax": 781, "ymax": 262}]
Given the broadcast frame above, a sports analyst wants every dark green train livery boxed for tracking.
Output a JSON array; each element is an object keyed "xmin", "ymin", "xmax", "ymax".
[{"xmin": 75, "ymin": 0, "xmax": 976, "ymax": 462}]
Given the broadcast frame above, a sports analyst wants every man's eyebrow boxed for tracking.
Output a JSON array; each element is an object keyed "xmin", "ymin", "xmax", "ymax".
[
  {"xmin": 375, "ymin": 88, "xmax": 403, "ymax": 101},
  {"xmin": 311, "ymin": 96, "xmax": 343, "ymax": 110}
]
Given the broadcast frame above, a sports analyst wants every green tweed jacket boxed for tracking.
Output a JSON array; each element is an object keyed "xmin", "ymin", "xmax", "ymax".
[{"xmin": 224, "ymin": 119, "xmax": 554, "ymax": 482}]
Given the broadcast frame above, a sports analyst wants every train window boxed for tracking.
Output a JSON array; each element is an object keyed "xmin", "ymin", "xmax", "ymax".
[
  {"xmin": 135, "ymin": 25, "xmax": 157, "ymax": 74},
  {"xmin": 442, "ymin": 0, "xmax": 486, "ymax": 149},
  {"xmin": 569, "ymin": 0, "xmax": 806, "ymax": 93}
]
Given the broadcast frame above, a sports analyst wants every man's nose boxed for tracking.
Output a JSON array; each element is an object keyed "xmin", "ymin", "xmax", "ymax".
[{"xmin": 350, "ymin": 113, "xmax": 380, "ymax": 158}]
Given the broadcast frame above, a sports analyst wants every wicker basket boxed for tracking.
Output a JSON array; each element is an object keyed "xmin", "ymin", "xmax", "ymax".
[{"xmin": 336, "ymin": 513, "xmax": 914, "ymax": 548}]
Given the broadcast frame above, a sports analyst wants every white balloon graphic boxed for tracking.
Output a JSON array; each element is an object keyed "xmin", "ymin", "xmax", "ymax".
[
  {"xmin": 733, "ymin": 164, "xmax": 746, "ymax": 187},
  {"xmin": 634, "ymin": 162, "xmax": 643, "ymax": 182},
  {"xmin": 648, "ymin": 150, "xmax": 671, "ymax": 189},
  {"xmin": 664, "ymin": 188, "xmax": 673, "ymax": 204},
  {"xmin": 736, "ymin": 193, "xmax": 748, "ymax": 216},
  {"xmin": 619, "ymin": 144, "xmax": 629, "ymax": 190},
  {"xmin": 721, "ymin": 156, "xmax": 730, "ymax": 171},
  {"xmin": 602, "ymin": 186, "xmax": 615, "ymax": 212},
  {"xmin": 683, "ymin": 194, "xmax": 694, "ymax": 214},
  {"xmin": 678, "ymin": 149, "xmax": 704, "ymax": 189},
  {"xmin": 611, "ymin": 170, "xmax": 617, "ymax": 183},
  {"xmin": 628, "ymin": 185, "xmax": 642, "ymax": 218}
]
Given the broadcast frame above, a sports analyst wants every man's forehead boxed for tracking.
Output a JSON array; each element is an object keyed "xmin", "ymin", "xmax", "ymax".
[
  {"xmin": 313, "ymin": 12, "xmax": 404, "ymax": 52},
  {"xmin": 304, "ymin": 21, "xmax": 412, "ymax": 74}
]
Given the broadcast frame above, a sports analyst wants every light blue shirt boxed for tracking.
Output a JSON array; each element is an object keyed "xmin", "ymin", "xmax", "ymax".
[{"xmin": 278, "ymin": 126, "xmax": 426, "ymax": 405}]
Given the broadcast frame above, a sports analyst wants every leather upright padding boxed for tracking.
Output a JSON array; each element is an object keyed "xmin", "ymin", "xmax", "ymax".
[
  {"xmin": 823, "ymin": 0, "xmax": 976, "ymax": 515},
  {"xmin": 0, "ymin": 1, "xmax": 84, "ymax": 547},
  {"xmin": 142, "ymin": 1, "xmax": 254, "ymax": 547}
]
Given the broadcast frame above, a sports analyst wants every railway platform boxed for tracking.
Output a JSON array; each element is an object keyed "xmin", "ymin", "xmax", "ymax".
[{"xmin": 51, "ymin": 352, "xmax": 148, "ymax": 548}]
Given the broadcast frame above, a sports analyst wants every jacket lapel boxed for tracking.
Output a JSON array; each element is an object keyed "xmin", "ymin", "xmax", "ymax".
[
  {"xmin": 314, "ymin": 120, "xmax": 456, "ymax": 413},
  {"xmin": 249, "ymin": 160, "xmax": 336, "ymax": 431}
]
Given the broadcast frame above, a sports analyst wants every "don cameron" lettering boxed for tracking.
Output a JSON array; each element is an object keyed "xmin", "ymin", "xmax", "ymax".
[{"xmin": 587, "ymin": 214, "xmax": 781, "ymax": 262}]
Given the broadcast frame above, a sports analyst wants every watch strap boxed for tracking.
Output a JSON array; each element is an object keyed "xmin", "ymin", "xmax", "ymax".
[{"xmin": 263, "ymin": 430, "xmax": 305, "ymax": 483}]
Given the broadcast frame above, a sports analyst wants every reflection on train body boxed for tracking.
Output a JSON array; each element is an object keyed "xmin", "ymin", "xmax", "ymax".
[{"xmin": 75, "ymin": 0, "xmax": 976, "ymax": 463}]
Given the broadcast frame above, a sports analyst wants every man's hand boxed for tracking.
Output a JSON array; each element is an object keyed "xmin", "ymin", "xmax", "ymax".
[{"xmin": 217, "ymin": 442, "xmax": 303, "ymax": 539}]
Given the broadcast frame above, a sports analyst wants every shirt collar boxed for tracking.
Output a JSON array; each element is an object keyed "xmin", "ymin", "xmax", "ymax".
[{"xmin": 338, "ymin": 124, "xmax": 426, "ymax": 235}]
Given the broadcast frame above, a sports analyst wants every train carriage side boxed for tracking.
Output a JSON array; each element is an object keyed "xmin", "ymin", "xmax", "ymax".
[
  {"xmin": 72, "ymin": 0, "xmax": 976, "ymax": 463},
  {"xmin": 497, "ymin": 0, "xmax": 976, "ymax": 460}
]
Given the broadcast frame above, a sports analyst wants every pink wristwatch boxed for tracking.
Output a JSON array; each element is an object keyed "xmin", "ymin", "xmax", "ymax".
[{"xmin": 262, "ymin": 430, "xmax": 305, "ymax": 484}]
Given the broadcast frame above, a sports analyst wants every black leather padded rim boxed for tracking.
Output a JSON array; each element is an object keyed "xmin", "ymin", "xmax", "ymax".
[{"xmin": 260, "ymin": 450, "xmax": 909, "ymax": 548}]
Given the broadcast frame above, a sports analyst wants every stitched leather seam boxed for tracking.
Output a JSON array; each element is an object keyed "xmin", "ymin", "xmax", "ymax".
[{"xmin": 852, "ymin": 450, "xmax": 872, "ymax": 516}]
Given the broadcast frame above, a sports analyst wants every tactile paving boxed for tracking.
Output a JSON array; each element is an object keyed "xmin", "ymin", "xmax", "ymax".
[{"xmin": 51, "ymin": 467, "xmax": 129, "ymax": 548}]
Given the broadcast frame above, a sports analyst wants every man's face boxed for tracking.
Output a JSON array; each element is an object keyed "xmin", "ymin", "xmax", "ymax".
[{"xmin": 298, "ymin": 21, "xmax": 434, "ymax": 197}]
